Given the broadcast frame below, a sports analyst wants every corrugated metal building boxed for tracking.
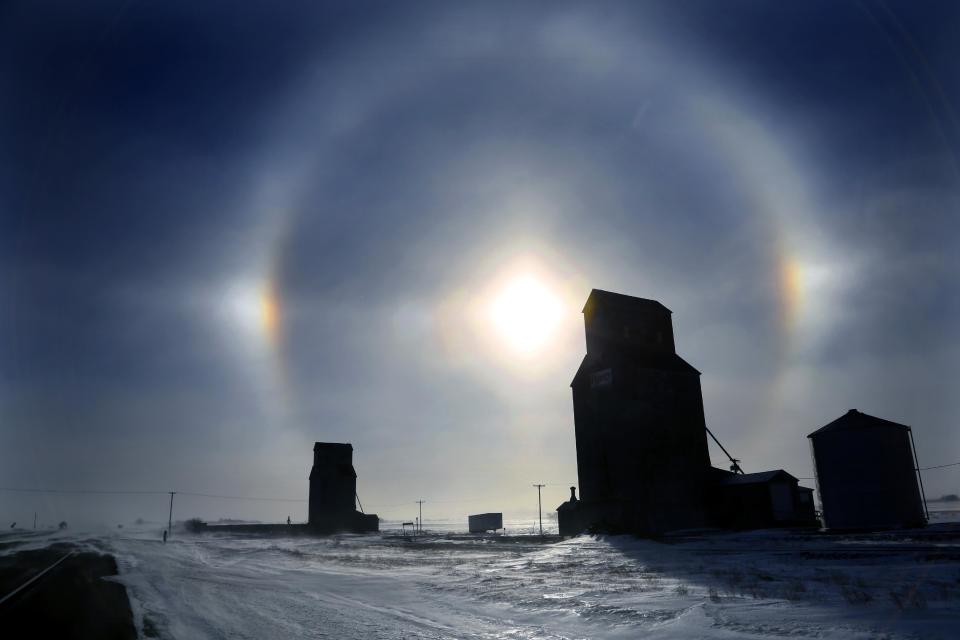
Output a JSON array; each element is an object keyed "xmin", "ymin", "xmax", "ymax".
[{"xmin": 808, "ymin": 410, "xmax": 927, "ymax": 530}]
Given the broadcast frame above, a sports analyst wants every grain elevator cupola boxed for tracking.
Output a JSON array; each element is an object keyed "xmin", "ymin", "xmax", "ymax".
[{"xmin": 582, "ymin": 290, "xmax": 676, "ymax": 356}]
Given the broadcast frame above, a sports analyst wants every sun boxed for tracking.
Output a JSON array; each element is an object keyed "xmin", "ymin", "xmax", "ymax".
[
  {"xmin": 488, "ymin": 275, "xmax": 562, "ymax": 354},
  {"xmin": 223, "ymin": 277, "xmax": 281, "ymax": 349}
]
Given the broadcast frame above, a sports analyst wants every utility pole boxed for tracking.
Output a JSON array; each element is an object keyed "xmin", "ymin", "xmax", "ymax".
[
  {"xmin": 533, "ymin": 484, "xmax": 545, "ymax": 536},
  {"xmin": 167, "ymin": 491, "xmax": 176, "ymax": 539},
  {"xmin": 33, "ymin": 512, "xmax": 37, "ymax": 529},
  {"xmin": 416, "ymin": 500, "xmax": 425, "ymax": 534}
]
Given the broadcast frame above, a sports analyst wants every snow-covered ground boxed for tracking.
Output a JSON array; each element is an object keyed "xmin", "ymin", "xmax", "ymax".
[{"xmin": 5, "ymin": 515, "xmax": 960, "ymax": 639}]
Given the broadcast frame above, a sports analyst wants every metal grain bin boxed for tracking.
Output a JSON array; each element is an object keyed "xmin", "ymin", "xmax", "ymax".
[{"xmin": 808, "ymin": 410, "xmax": 927, "ymax": 530}]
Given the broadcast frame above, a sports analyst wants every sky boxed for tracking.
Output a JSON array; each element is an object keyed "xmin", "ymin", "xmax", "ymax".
[{"xmin": 2, "ymin": 0, "xmax": 959, "ymax": 528}]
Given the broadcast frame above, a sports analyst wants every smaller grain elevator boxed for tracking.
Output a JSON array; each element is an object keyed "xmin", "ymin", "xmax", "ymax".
[
  {"xmin": 808, "ymin": 410, "xmax": 927, "ymax": 530},
  {"xmin": 308, "ymin": 442, "xmax": 379, "ymax": 533},
  {"xmin": 309, "ymin": 442, "xmax": 358, "ymax": 518}
]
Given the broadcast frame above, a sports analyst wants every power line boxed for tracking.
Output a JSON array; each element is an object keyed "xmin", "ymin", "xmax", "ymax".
[
  {"xmin": 796, "ymin": 460, "xmax": 960, "ymax": 478},
  {"xmin": 0, "ymin": 487, "xmax": 517, "ymax": 506},
  {"xmin": 0, "ymin": 487, "xmax": 168, "ymax": 496},
  {"xmin": 20, "ymin": 462, "xmax": 959, "ymax": 514},
  {"xmin": 362, "ymin": 500, "xmax": 417, "ymax": 509},
  {"xmin": 920, "ymin": 461, "xmax": 960, "ymax": 471},
  {"xmin": 178, "ymin": 492, "xmax": 306, "ymax": 503},
  {"xmin": 0, "ymin": 487, "xmax": 305, "ymax": 502}
]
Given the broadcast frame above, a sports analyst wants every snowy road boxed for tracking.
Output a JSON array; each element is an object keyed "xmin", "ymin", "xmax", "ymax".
[{"xmin": 90, "ymin": 526, "xmax": 960, "ymax": 640}]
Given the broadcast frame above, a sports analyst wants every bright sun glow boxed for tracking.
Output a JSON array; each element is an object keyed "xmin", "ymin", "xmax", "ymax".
[
  {"xmin": 489, "ymin": 275, "xmax": 562, "ymax": 354},
  {"xmin": 224, "ymin": 278, "xmax": 281, "ymax": 348}
]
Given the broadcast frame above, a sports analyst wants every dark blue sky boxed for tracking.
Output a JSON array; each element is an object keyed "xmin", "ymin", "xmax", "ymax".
[{"xmin": 2, "ymin": 1, "xmax": 958, "ymax": 525}]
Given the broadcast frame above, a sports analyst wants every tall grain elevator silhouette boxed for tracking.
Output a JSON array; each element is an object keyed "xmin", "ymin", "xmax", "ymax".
[
  {"xmin": 559, "ymin": 290, "xmax": 712, "ymax": 535},
  {"xmin": 308, "ymin": 442, "xmax": 379, "ymax": 533}
]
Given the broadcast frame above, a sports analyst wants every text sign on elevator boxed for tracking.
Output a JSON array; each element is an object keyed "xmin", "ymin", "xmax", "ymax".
[{"xmin": 591, "ymin": 368, "xmax": 612, "ymax": 388}]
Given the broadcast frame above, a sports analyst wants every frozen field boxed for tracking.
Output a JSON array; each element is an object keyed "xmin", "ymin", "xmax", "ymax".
[{"xmin": 4, "ymin": 513, "xmax": 960, "ymax": 639}]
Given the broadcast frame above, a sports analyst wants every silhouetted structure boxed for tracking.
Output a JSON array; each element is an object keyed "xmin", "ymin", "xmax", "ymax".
[
  {"xmin": 561, "ymin": 290, "xmax": 712, "ymax": 535},
  {"xmin": 308, "ymin": 442, "xmax": 379, "ymax": 533},
  {"xmin": 558, "ymin": 289, "xmax": 820, "ymax": 537},
  {"xmin": 809, "ymin": 410, "xmax": 927, "ymax": 530},
  {"xmin": 309, "ymin": 443, "xmax": 358, "ymax": 518},
  {"xmin": 468, "ymin": 513, "xmax": 503, "ymax": 533},
  {"xmin": 709, "ymin": 468, "xmax": 817, "ymax": 529},
  {"xmin": 198, "ymin": 442, "xmax": 378, "ymax": 535},
  {"xmin": 556, "ymin": 487, "xmax": 581, "ymax": 536}
]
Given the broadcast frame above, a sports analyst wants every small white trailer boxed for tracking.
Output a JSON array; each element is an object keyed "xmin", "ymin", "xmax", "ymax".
[{"xmin": 468, "ymin": 512, "xmax": 503, "ymax": 533}]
